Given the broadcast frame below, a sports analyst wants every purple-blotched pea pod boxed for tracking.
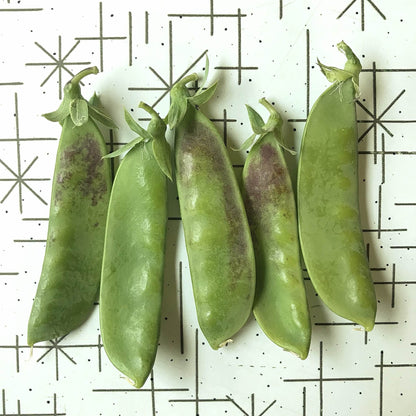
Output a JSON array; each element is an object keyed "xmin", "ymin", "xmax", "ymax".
[
  {"xmin": 241, "ymin": 98, "xmax": 311, "ymax": 359},
  {"xmin": 297, "ymin": 41, "xmax": 377, "ymax": 331},
  {"xmin": 27, "ymin": 67, "xmax": 114, "ymax": 346},
  {"xmin": 167, "ymin": 64, "xmax": 256, "ymax": 350}
]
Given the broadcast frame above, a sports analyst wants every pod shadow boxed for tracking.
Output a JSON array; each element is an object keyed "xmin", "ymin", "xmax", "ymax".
[{"xmin": 157, "ymin": 178, "xmax": 184, "ymax": 357}]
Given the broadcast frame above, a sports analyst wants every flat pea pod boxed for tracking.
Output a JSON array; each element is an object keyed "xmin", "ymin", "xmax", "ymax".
[
  {"xmin": 242, "ymin": 98, "xmax": 311, "ymax": 359},
  {"xmin": 167, "ymin": 72, "xmax": 256, "ymax": 350},
  {"xmin": 99, "ymin": 103, "xmax": 171, "ymax": 388},
  {"xmin": 27, "ymin": 67, "xmax": 114, "ymax": 346},
  {"xmin": 297, "ymin": 41, "xmax": 377, "ymax": 331}
]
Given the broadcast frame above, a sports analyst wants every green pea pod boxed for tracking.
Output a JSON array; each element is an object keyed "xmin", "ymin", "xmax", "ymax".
[
  {"xmin": 27, "ymin": 67, "xmax": 113, "ymax": 346},
  {"xmin": 167, "ymin": 72, "xmax": 256, "ymax": 350},
  {"xmin": 99, "ymin": 103, "xmax": 170, "ymax": 388},
  {"xmin": 297, "ymin": 41, "xmax": 377, "ymax": 331},
  {"xmin": 242, "ymin": 98, "xmax": 311, "ymax": 359}
]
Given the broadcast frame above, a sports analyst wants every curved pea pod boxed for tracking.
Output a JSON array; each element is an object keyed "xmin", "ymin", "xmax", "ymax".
[
  {"xmin": 167, "ymin": 70, "xmax": 256, "ymax": 350},
  {"xmin": 241, "ymin": 98, "xmax": 311, "ymax": 359},
  {"xmin": 99, "ymin": 103, "xmax": 170, "ymax": 388},
  {"xmin": 297, "ymin": 41, "xmax": 377, "ymax": 331},
  {"xmin": 27, "ymin": 67, "xmax": 114, "ymax": 346}
]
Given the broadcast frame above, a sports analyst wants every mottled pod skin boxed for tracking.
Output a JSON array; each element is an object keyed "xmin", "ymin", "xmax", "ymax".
[
  {"xmin": 242, "ymin": 101, "xmax": 310, "ymax": 359},
  {"xmin": 27, "ymin": 108, "xmax": 112, "ymax": 346},
  {"xmin": 173, "ymin": 99, "xmax": 256, "ymax": 350},
  {"xmin": 297, "ymin": 42, "xmax": 377, "ymax": 331},
  {"xmin": 100, "ymin": 130, "xmax": 168, "ymax": 388}
]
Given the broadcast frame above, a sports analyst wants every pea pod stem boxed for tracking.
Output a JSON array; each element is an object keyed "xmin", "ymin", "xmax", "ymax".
[
  {"xmin": 258, "ymin": 97, "xmax": 283, "ymax": 132},
  {"xmin": 338, "ymin": 40, "xmax": 361, "ymax": 82},
  {"xmin": 138, "ymin": 101, "xmax": 154, "ymax": 114},
  {"xmin": 70, "ymin": 66, "xmax": 99, "ymax": 86},
  {"xmin": 175, "ymin": 73, "xmax": 198, "ymax": 88},
  {"xmin": 139, "ymin": 102, "xmax": 168, "ymax": 142}
]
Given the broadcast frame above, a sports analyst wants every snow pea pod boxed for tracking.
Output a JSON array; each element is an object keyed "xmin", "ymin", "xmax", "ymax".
[
  {"xmin": 99, "ymin": 103, "xmax": 170, "ymax": 388},
  {"xmin": 167, "ymin": 71, "xmax": 256, "ymax": 350},
  {"xmin": 297, "ymin": 42, "xmax": 377, "ymax": 331},
  {"xmin": 27, "ymin": 67, "xmax": 114, "ymax": 346},
  {"xmin": 242, "ymin": 98, "xmax": 311, "ymax": 359}
]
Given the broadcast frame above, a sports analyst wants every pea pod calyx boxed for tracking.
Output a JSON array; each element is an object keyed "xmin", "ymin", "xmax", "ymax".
[
  {"xmin": 239, "ymin": 98, "xmax": 295, "ymax": 155},
  {"xmin": 167, "ymin": 57, "xmax": 218, "ymax": 129},
  {"xmin": 105, "ymin": 103, "xmax": 172, "ymax": 181},
  {"xmin": 317, "ymin": 41, "xmax": 362, "ymax": 98},
  {"xmin": 43, "ymin": 66, "xmax": 117, "ymax": 129}
]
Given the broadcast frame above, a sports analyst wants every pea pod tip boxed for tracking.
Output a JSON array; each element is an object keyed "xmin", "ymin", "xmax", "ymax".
[{"xmin": 218, "ymin": 339, "xmax": 233, "ymax": 349}]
